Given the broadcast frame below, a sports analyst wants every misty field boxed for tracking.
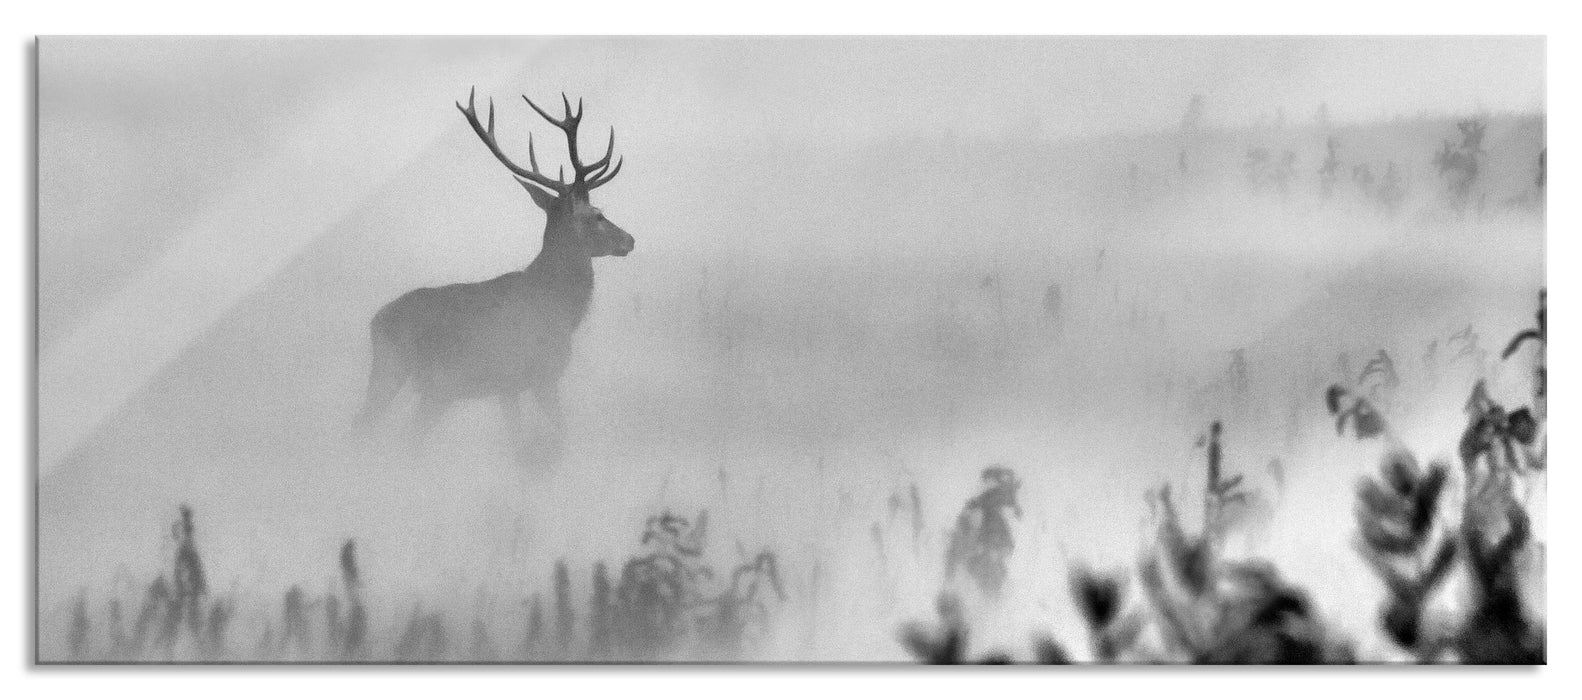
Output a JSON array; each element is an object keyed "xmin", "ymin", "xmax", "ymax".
[{"xmin": 39, "ymin": 97, "xmax": 1545, "ymax": 663}]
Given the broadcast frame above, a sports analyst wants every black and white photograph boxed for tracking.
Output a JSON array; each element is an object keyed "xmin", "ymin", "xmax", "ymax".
[{"xmin": 30, "ymin": 34, "xmax": 1548, "ymax": 666}]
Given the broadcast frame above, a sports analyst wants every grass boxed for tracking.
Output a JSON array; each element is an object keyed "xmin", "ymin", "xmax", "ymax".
[
  {"xmin": 896, "ymin": 290, "xmax": 1546, "ymax": 664},
  {"xmin": 54, "ymin": 507, "xmax": 786, "ymax": 663},
  {"xmin": 47, "ymin": 287, "xmax": 1548, "ymax": 664}
]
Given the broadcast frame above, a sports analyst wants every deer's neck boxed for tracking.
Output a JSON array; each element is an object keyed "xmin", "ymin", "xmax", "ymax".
[{"xmin": 519, "ymin": 221, "xmax": 595, "ymax": 328}]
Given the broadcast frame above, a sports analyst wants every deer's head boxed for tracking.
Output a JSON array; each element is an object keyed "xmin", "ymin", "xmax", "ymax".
[{"xmin": 459, "ymin": 88, "xmax": 634, "ymax": 258}]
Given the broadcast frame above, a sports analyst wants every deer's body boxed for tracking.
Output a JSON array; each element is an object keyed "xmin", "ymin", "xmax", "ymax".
[
  {"xmin": 369, "ymin": 249, "xmax": 588, "ymax": 398},
  {"xmin": 356, "ymin": 89, "xmax": 632, "ymax": 464}
]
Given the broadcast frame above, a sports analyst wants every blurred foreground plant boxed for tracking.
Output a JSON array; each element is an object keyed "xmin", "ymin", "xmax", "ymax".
[
  {"xmin": 944, "ymin": 465, "xmax": 1022, "ymax": 599},
  {"xmin": 900, "ymin": 593, "xmax": 1070, "ymax": 664},
  {"xmin": 1348, "ymin": 291, "xmax": 1546, "ymax": 663},
  {"xmin": 1136, "ymin": 485, "xmax": 1352, "ymax": 664}
]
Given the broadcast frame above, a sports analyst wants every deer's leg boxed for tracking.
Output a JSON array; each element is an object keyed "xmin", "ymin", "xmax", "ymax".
[
  {"xmin": 498, "ymin": 392, "xmax": 534, "ymax": 466},
  {"xmin": 353, "ymin": 325, "xmax": 406, "ymax": 435},
  {"xmin": 409, "ymin": 395, "xmax": 450, "ymax": 448},
  {"xmin": 530, "ymin": 384, "xmax": 565, "ymax": 466},
  {"xmin": 355, "ymin": 383, "xmax": 403, "ymax": 435}
]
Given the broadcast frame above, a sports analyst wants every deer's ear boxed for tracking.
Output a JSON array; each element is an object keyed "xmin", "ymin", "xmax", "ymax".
[{"xmin": 517, "ymin": 179, "xmax": 560, "ymax": 212}]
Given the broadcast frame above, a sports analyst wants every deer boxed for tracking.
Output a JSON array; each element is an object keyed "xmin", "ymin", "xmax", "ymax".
[{"xmin": 354, "ymin": 88, "xmax": 634, "ymax": 466}]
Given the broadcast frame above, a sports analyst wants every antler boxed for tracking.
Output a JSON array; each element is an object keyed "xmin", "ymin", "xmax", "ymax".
[
  {"xmin": 522, "ymin": 92, "xmax": 623, "ymax": 193},
  {"xmin": 457, "ymin": 87, "xmax": 571, "ymax": 197},
  {"xmin": 457, "ymin": 87, "xmax": 623, "ymax": 198}
]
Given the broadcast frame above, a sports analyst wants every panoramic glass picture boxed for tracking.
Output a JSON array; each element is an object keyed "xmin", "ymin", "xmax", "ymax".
[{"xmin": 36, "ymin": 36, "xmax": 1545, "ymax": 664}]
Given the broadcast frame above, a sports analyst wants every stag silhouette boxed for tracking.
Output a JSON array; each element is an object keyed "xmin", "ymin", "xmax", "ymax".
[{"xmin": 355, "ymin": 88, "xmax": 633, "ymax": 465}]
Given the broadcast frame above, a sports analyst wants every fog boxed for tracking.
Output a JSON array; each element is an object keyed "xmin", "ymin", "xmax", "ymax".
[{"xmin": 37, "ymin": 36, "xmax": 1545, "ymax": 662}]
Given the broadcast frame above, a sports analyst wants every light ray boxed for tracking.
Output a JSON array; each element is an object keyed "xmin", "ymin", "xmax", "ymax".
[{"xmin": 39, "ymin": 58, "xmax": 531, "ymax": 476}]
